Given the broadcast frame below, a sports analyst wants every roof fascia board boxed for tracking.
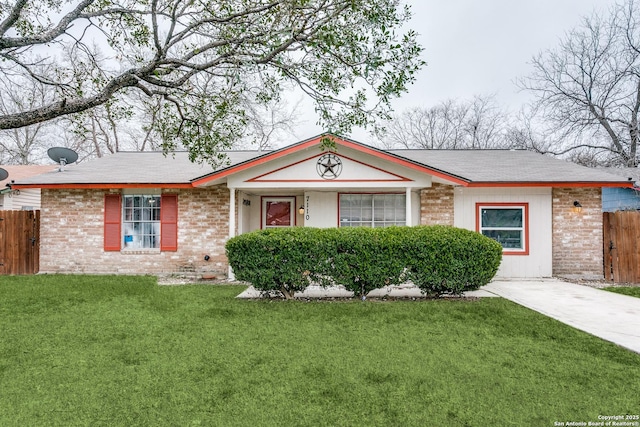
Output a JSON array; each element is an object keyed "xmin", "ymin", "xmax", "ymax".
[
  {"xmin": 466, "ymin": 181, "xmax": 634, "ymax": 188},
  {"xmin": 192, "ymin": 133, "xmax": 471, "ymax": 187},
  {"xmin": 12, "ymin": 183, "xmax": 193, "ymax": 190}
]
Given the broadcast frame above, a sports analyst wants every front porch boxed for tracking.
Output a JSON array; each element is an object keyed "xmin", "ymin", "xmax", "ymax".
[{"xmin": 229, "ymin": 187, "xmax": 424, "ymax": 237}]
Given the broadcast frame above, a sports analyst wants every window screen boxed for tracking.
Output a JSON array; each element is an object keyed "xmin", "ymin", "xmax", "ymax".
[
  {"xmin": 340, "ymin": 194, "xmax": 406, "ymax": 227},
  {"xmin": 122, "ymin": 195, "xmax": 161, "ymax": 249}
]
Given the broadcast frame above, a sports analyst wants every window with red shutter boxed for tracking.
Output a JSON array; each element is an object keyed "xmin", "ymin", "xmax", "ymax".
[
  {"xmin": 160, "ymin": 194, "xmax": 178, "ymax": 251},
  {"xmin": 104, "ymin": 193, "xmax": 177, "ymax": 252},
  {"xmin": 104, "ymin": 194, "xmax": 122, "ymax": 251}
]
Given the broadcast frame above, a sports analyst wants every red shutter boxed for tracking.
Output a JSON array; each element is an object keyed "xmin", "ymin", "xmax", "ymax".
[
  {"xmin": 104, "ymin": 194, "xmax": 121, "ymax": 251},
  {"xmin": 161, "ymin": 194, "xmax": 178, "ymax": 251}
]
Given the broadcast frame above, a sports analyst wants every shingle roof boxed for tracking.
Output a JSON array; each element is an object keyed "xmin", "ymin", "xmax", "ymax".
[
  {"xmin": 13, "ymin": 144, "xmax": 630, "ymax": 187},
  {"xmin": 15, "ymin": 151, "xmax": 260, "ymax": 185},
  {"xmin": 387, "ymin": 149, "xmax": 629, "ymax": 184},
  {"xmin": 598, "ymin": 167, "xmax": 640, "ymax": 182}
]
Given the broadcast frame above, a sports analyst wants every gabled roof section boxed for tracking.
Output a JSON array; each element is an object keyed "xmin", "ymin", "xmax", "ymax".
[
  {"xmin": 245, "ymin": 152, "xmax": 412, "ymax": 183},
  {"xmin": 191, "ymin": 133, "xmax": 469, "ymax": 187},
  {"xmin": 11, "ymin": 134, "xmax": 634, "ymax": 189},
  {"xmin": 13, "ymin": 151, "xmax": 260, "ymax": 189}
]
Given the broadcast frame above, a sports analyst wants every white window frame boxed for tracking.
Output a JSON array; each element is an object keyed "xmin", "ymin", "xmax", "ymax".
[
  {"xmin": 339, "ymin": 193, "xmax": 406, "ymax": 227},
  {"xmin": 122, "ymin": 194, "xmax": 162, "ymax": 249},
  {"xmin": 262, "ymin": 197, "xmax": 296, "ymax": 229},
  {"xmin": 477, "ymin": 203, "xmax": 529, "ymax": 255}
]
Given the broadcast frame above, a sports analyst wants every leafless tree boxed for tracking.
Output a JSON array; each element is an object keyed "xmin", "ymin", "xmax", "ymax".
[
  {"xmin": 377, "ymin": 95, "xmax": 510, "ymax": 150},
  {"xmin": 519, "ymin": 0, "xmax": 640, "ymax": 166},
  {"xmin": 0, "ymin": 65, "xmax": 56, "ymax": 164},
  {"xmin": 503, "ymin": 106, "xmax": 620, "ymax": 166},
  {"xmin": 234, "ymin": 96, "xmax": 302, "ymax": 152}
]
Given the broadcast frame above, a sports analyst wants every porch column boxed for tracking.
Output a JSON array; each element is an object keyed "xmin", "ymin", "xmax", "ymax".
[
  {"xmin": 406, "ymin": 187, "xmax": 412, "ymax": 226},
  {"xmin": 228, "ymin": 187, "xmax": 236, "ymax": 280}
]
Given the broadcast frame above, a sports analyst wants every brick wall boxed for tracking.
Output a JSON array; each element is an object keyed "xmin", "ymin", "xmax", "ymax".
[
  {"xmin": 40, "ymin": 186, "xmax": 231, "ymax": 275},
  {"xmin": 552, "ymin": 187, "xmax": 603, "ymax": 278},
  {"xmin": 420, "ymin": 184, "xmax": 454, "ymax": 225}
]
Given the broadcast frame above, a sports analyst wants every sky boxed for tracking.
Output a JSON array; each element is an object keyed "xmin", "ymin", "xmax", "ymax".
[{"xmin": 296, "ymin": 0, "xmax": 616, "ymax": 143}]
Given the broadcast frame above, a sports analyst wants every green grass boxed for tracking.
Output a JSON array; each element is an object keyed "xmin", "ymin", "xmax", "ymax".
[
  {"xmin": 1, "ymin": 275, "xmax": 639, "ymax": 426},
  {"xmin": 604, "ymin": 286, "xmax": 640, "ymax": 298}
]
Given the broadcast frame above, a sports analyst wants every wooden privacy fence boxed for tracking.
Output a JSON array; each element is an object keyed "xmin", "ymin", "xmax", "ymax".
[
  {"xmin": 603, "ymin": 211, "xmax": 640, "ymax": 283},
  {"xmin": 0, "ymin": 210, "xmax": 40, "ymax": 275}
]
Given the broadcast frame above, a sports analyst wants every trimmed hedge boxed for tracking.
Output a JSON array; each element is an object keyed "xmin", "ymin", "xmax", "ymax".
[
  {"xmin": 226, "ymin": 226, "xmax": 503, "ymax": 299},
  {"xmin": 401, "ymin": 226, "xmax": 503, "ymax": 296},
  {"xmin": 224, "ymin": 228, "xmax": 326, "ymax": 299}
]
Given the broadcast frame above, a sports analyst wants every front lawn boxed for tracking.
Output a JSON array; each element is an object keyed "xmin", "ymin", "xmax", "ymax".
[
  {"xmin": 604, "ymin": 286, "xmax": 640, "ymax": 298},
  {"xmin": 1, "ymin": 275, "xmax": 639, "ymax": 426}
]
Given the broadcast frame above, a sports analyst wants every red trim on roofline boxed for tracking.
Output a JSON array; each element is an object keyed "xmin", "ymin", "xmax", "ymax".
[
  {"xmin": 466, "ymin": 181, "xmax": 633, "ymax": 188},
  {"xmin": 12, "ymin": 134, "xmax": 634, "ymax": 190},
  {"xmin": 327, "ymin": 138, "xmax": 470, "ymax": 185},
  {"xmin": 16, "ymin": 181, "xmax": 631, "ymax": 190},
  {"xmin": 13, "ymin": 183, "xmax": 193, "ymax": 189},
  {"xmin": 191, "ymin": 134, "xmax": 470, "ymax": 187},
  {"xmin": 247, "ymin": 151, "xmax": 412, "ymax": 182},
  {"xmin": 251, "ymin": 179, "xmax": 410, "ymax": 183},
  {"xmin": 192, "ymin": 136, "xmax": 325, "ymax": 186}
]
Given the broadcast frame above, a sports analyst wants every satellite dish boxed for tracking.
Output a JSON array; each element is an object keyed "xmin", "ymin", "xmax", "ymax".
[
  {"xmin": 0, "ymin": 167, "xmax": 8, "ymax": 181},
  {"xmin": 48, "ymin": 147, "xmax": 78, "ymax": 171}
]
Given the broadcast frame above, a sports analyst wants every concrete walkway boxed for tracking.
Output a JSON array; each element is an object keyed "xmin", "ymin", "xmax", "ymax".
[{"xmin": 484, "ymin": 279, "xmax": 640, "ymax": 354}]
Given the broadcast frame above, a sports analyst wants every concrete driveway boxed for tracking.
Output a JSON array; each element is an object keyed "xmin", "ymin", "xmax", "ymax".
[{"xmin": 484, "ymin": 279, "xmax": 640, "ymax": 354}]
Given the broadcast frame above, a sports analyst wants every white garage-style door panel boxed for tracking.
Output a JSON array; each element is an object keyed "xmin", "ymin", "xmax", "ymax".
[{"xmin": 453, "ymin": 187, "xmax": 553, "ymax": 278}]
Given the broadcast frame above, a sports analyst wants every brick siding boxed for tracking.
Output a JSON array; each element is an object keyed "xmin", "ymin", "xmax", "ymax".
[
  {"xmin": 40, "ymin": 184, "xmax": 605, "ymax": 278},
  {"xmin": 552, "ymin": 187, "xmax": 603, "ymax": 277},
  {"xmin": 420, "ymin": 184, "xmax": 454, "ymax": 225},
  {"xmin": 40, "ymin": 186, "xmax": 231, "ymax": 275}
]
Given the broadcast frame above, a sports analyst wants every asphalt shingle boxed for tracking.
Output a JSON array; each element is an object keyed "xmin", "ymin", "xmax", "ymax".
[{"xmin": 14, "ymin": 147, "xmax": 631, "ymax": 186}]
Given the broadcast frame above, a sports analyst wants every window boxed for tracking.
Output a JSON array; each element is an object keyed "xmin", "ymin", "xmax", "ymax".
[
  {"xmin": 340, "ymin": 193, "xmax": 406, "ymax": 227},
  {"xmin": 477, "ymin": 203, "xmax": 528, "ymax": 255},
  {"xmin": 104, "ymin": 194, "xmax": 178, "ymax": 252},
  {"xmin": 123, "ymin": 195, "xmax": 161, "ymax": 249},
  {"xmin": 262, "ymin": 197, "xmax": 295, "ymax": 228}
]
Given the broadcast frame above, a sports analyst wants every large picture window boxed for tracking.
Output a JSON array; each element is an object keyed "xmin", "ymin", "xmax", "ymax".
[
  {"xmin": 476, "ymin": 203, "xmax": 529, "ymax": 255},
  {"xmin": 123, "ymin": 195, "xmax": 161, "ymax": 249},
  {"xmin": 340, "ymin": 193, "xmax": 406, "ymax": 227}
]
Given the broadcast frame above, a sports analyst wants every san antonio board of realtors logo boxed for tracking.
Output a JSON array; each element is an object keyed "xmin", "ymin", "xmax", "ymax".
[{"xmin": 316, "ymin": 153, "xmax": 342, "ymax": 179}]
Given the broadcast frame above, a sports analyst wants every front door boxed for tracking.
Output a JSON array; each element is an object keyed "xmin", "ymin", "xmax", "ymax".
[{"xmin": 262, "ymin": 197, "xmax": 296, "ymax": 229}]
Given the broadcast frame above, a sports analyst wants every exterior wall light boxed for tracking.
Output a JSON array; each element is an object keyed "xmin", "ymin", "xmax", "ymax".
[
  {"xmin": 573, "ymin": 201, "xmax": 582, "ymax": 213},
  {"xmin": 298, "ymin": 206, "xmax": 305, "ymax": 215}
]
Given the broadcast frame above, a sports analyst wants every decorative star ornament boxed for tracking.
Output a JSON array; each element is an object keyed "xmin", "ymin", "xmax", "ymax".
[{"xmin": 316, "ymin": 153, "xmax": 343, "ymax": 179}]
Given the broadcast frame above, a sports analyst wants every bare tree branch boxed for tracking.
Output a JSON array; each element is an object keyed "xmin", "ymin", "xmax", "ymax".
[
  {"xmin": 519, "ymin": 0, "xmax": 640, "ymax": 166},
  {"xmin": 0, "ymin": 0, "xmax": 423, "ymax": 165},
  {"xmin": 376, "ymin": 95, "xmax": 511, "ymax": 150}
]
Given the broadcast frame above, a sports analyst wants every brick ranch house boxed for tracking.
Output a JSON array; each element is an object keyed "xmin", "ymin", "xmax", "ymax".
[{"xmin": 14, "ymin": 134, "xmax": 632, "ymax": 279}]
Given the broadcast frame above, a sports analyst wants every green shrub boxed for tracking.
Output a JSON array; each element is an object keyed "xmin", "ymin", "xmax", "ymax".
[
  {"xmin": 225, "ymin": 228, "xmax": 331, "ymax": 299},
  {"xmin": 328, "ymin": 227, "xmax": 407, "ymax": 298},
  {"xmin": 401, "ymin": 226, "xmax": 503, "ymax": 296},
  {"xmin": 226, "ymin": 226, "xmax": 502, "ymax": 299}
]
